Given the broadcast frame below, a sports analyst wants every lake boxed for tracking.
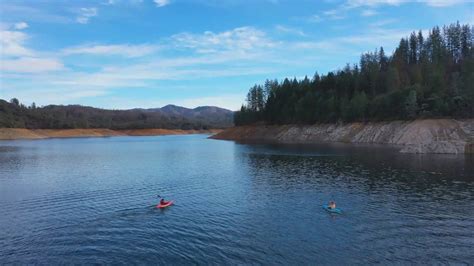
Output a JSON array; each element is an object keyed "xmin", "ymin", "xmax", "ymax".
[{"xmin": 1, "ymin": 134, "xmax": 473, "ymax": 264}]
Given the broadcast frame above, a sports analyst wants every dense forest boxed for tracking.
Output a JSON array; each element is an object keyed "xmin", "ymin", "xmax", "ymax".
[
  {"xmin": 235, "ymin": 22, "xmax": 474, "ymax": 125},
  {"xmin": 0, "ymin": 99, "xmax": 233, "ymax": 129}
]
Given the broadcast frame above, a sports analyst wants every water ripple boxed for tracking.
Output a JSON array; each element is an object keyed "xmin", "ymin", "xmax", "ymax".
[{"xmin": 1, "ymin": 136, "xmax": 473, "ymax": 264}]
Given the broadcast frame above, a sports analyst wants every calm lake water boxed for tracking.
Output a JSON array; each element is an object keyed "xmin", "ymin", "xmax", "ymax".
[{"xmin": 1, "ymin": 134, "xmax": 473, "ymax": 264}]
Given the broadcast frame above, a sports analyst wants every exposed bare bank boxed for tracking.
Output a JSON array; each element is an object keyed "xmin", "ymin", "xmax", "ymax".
[
  {"xmin": 0, "ymin": 128, "xmax": 221, "ymax": 140},
  {"xmin": 211, "ymin": 119, "xmax": 474, "ymax": 154}
]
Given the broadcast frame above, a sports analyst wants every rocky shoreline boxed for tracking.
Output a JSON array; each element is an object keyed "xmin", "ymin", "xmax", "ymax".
[
  {"xmin": 0, "ymin": 128, "xmax": 221, "ymax": 140},
  {"xmin": 210, "ymin": 119, "xmax": 474, "ymax": 154}
]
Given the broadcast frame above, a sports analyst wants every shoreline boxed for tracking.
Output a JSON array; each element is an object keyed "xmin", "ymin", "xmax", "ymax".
[
  {"xmin": 0, "ymin": 128, "xmax": 222, "ymax": 140},
  {"xmin": 210, "ymin": 119, "xmax": 474, "ymax": 154}
]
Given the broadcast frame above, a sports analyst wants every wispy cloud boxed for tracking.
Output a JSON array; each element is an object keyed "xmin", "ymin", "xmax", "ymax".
[
  {"xmin": 0, "ymin": 23, "xmax": 415, "ymax": 88},
  {"xmin": 361, "ymin": 9, "xmax": 378, "ymax": 16},
  {"xmin": 62, "ymin": 44, "xmax": 160, "ymax": 57},
  {"xmin": 313, "ymin": 0, "xmax": 464, "ymax": 23},
  {"xmin": 13, "ymin": 22, "xmax": 29, "ymax": 30},
  {"xmin": 369, "ymin": 18, "xmax": 398, "ymax": 27},
  {"xmin": 344, "ymin": 0, "xmax": 404, "ymax": 8},
  {"xmin": 323, "ymin": 9, "xmax": 345, "ymax": 20},
  {"xmin": 0, "ymin": 30, "xmax": 33, "ymax": 56},
  {"xmin": 275, "ymin": 25, "xmax": 306, "ymax": 36},
  {"xmin": 345, "ymin": 0, "xmax": 464, "ymax": 8},
  {"xmin": 171, "ymin": 27, "xmax": 277, "ymax": 54},
  {"xmin": 289, "ymin": 25, "xmax": 414, "ymax": 59},
  {"xmin": 338, "ymin": 28, "xmax": 408, "ymax": 46},
  {"xmin": 1, "ymin": 25, "xmax": 287, "ymax": 107},
  {"xmin": 0, "ymin": 3, "xmax": 70, "ymax": 24},
  {"xmin": 0, "ymin": 26, "xmax": 66, "ymax": 74},
  {"xmin": 1, "ymin": 57, "xmax": 64, "ymax": 73},
  {"xmin": 424, "ymin": 0, "xmax": 465, "ymax": 7},
  {"xmin": 102, "ymin": 0, "xmax": 116, "ymax": 5},
  {"xmin": 76, "ymin": 7, "xmax": 98, "ymax": 24},
  {"xmin": 2, "ymin": 22, "xmax": 412, "ymax": 87},
  {"xmin": 154, "ymin": 0, "xmax": 170, "ymax": 7},
  {"xmin": 306, "ymin": 14, "xmax": 323, "ymax": 23}
]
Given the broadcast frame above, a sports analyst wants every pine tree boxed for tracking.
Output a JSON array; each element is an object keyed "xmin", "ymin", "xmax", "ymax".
[
  {"xmin": 409, "ymin": 32, "xmax": 418, "ymax": 64},
  {"xmin": 235, "ymin": 22, "xmax": 473, "ymax": 125}
]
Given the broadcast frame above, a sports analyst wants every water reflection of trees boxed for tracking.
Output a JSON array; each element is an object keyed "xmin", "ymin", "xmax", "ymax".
[{"xmin": 242, "ymin": 144, "xmax": 474, "ymax": 201}]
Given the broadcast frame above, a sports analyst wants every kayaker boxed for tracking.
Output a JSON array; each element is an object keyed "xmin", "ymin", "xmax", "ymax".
[
  {"xmin": 328, "ymin": 201, "xmax": 336, "ymax": 209},
  {"xmin": 160, "ymin": 198, "xmax": 168, "ymax": 205}
]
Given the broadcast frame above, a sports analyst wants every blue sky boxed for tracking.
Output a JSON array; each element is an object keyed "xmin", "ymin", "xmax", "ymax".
[{"xmin": 0, "ymin": 0, "xmax": 472, "ymax": 110}]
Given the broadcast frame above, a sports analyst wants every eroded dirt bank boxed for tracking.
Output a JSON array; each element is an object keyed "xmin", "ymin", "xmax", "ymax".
[
  {"xmin": 211, "ymin": 119, "xmax": 474, "ymax": 154},
  {"xmin": 0, "ymin": 128, "xmax": 221, "ymax": 140}
]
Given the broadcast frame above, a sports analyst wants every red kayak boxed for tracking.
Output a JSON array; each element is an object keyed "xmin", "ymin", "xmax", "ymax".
[{"xmin": 157, "ymin": 200, "xmax": 173, "ymax": 209}]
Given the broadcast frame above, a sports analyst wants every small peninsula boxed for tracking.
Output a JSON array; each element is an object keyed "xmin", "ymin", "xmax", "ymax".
[{"xmin": 213, "ymin": 22, "xmax": 474, "ymax": 154}]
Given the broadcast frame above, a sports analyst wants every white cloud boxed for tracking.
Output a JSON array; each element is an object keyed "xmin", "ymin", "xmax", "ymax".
[
  {"xmin": 369, "ymin": 19, "xmax": 398, "ymax": 27},
  {"xmin": 102, "ymin": 0, "xmax": 116, "ymax": 5},
  {"xmin": 154, "ymin": 0, "xmax": 170, "ymax": 7},
  {"xmin": 345, "ymin": 0, "xmax": 464, "ymax": 8},
  {"xmin": 1, "ymin": 26, "xmax": 281, "ymax": 105},
  {"xmin": 13, "ymin": 22, "xmax": 28, "ymax": 30},
  {"xmin": 0, "ymin": 30, "xmax": 33, "ymax": 56},
  {"xmin": 62, "ymin": 44, "xmax": 160, "ymax": 57},
  {"xmin": 424, "ymin": 0, "xmax": 464, "ymax": 7},
  {"xmin": 48, "ymin": 61, "xmax": 275, "ymax": 89},
  {"xmin": 306, "ymin": 14, "xmax": 323, "ymax": 23},
  {"xmin": 76, "ymin": 7, "xmax": 98, "ymax": 24},
  {"xmin": 345, "ymin": 0, "xmax": 404, "ymax": 8},
  {"xmin": 289, "ymin": 26, "xmax": 413, "ymax": 58},
  {"xmin": 171, "ymin": 27, "xmax": 277, "ymax": 54},
  {"xmin": 323, "ymin": 9, "xmax": 338, "ymax": 15},
  {"xmin": 275, "ymin": 25, "xmax": 306, "ymax": 36},
  {"xmin": 1, "ymin": 57, "xmax": 64, "ymax": 73},
  {"xmin": 0, "ymin": 4, "xmax": 70, "ymax": 24},
  {"xmin": 0, "ymin": 28, "xmax": 64, "ymax": 73},
  {"xmin": 338, "ymin": 29, "xmax": 408, "ymax": 45},
  {"xmin": 323, "ymin": 9, "xmax": 345, "ymax": 19},
  {"xmin": 361, "ymin": 9, "xmax": 378, "ymax": 16},
  {"xmin": 0, "ymin": 86, "xmax": 109, "ymax": 107},
  {"xmin": 315, "ymin": 0, "xmax": 464, "ymax": 23}
]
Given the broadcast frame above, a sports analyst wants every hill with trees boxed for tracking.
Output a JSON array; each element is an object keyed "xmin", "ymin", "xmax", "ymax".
[
  {"xmin": 235, "ymin": 22, "xmax": 473, "ymax": 126},
  {"xmin": 0, "ymin": 99, "xmax": 233, "ymax": 130},
  {"xmin": 144, "ymin": 104, "xmax": 233, "ymax": 126}
]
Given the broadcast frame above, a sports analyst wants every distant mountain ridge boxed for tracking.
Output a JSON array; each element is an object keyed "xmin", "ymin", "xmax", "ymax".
[
  {"xmin": 144, "ymin": 104, "xmax": 233, "ymax": 125},
  {"xmin": 138, "ymin": 104, "xmax": 232, "ymax": 115},
  {"xmin": 0, "ymin": 99, "xmax": 234, "ymax": 130}
]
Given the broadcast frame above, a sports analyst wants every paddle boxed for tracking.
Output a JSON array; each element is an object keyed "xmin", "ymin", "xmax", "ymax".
[{"xmin": 157, "ymin": 195, "xmax": 168, "ymax": 203}]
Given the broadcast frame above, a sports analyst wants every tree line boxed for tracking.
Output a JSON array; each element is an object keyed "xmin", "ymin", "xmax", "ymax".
[
  {"xmin": 0, "ymin": 99, "xmax": 230, "ymax": 130},
  {"xmin": 235, "ymin": 22, "xmax": 474, "ymax": 126}
]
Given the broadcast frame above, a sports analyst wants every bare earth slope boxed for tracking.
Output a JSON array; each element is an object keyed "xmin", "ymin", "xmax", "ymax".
[
  {"xmin": 211, "ymin": 119, "xmax": 474, "ymax": 154},
  {"xmin": 0, "ymin": 128, "xmax": 220, "ymax": 140}
]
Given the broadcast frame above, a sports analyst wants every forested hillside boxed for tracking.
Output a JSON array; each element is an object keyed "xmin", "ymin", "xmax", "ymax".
[
  {"xmin": 0, "ymin": 99, "xmax": 233, "ymax": 129},
  {"xmin": 235, "ymin": 22, "xmax": 474, "ymax": 125}
]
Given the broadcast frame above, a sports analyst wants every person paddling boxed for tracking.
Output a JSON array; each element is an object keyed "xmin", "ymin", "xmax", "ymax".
[
  {"xmin": 328, "ymin": 201, "xmax": 336, "ymax": 209},
  {"xmin": 160, "ymin": 198, "xmax": 169, "ymax": 205},
  {"xmin": 323, "ymin": 200, "xmax": 341, "ymax": 214},
  {"xmin": 158, "ymin": 195, "xmax": 168, "ymax": 205},
  {"xmin": 157, "ymin": 195, "xmax": 173, "ymax": 209}
]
